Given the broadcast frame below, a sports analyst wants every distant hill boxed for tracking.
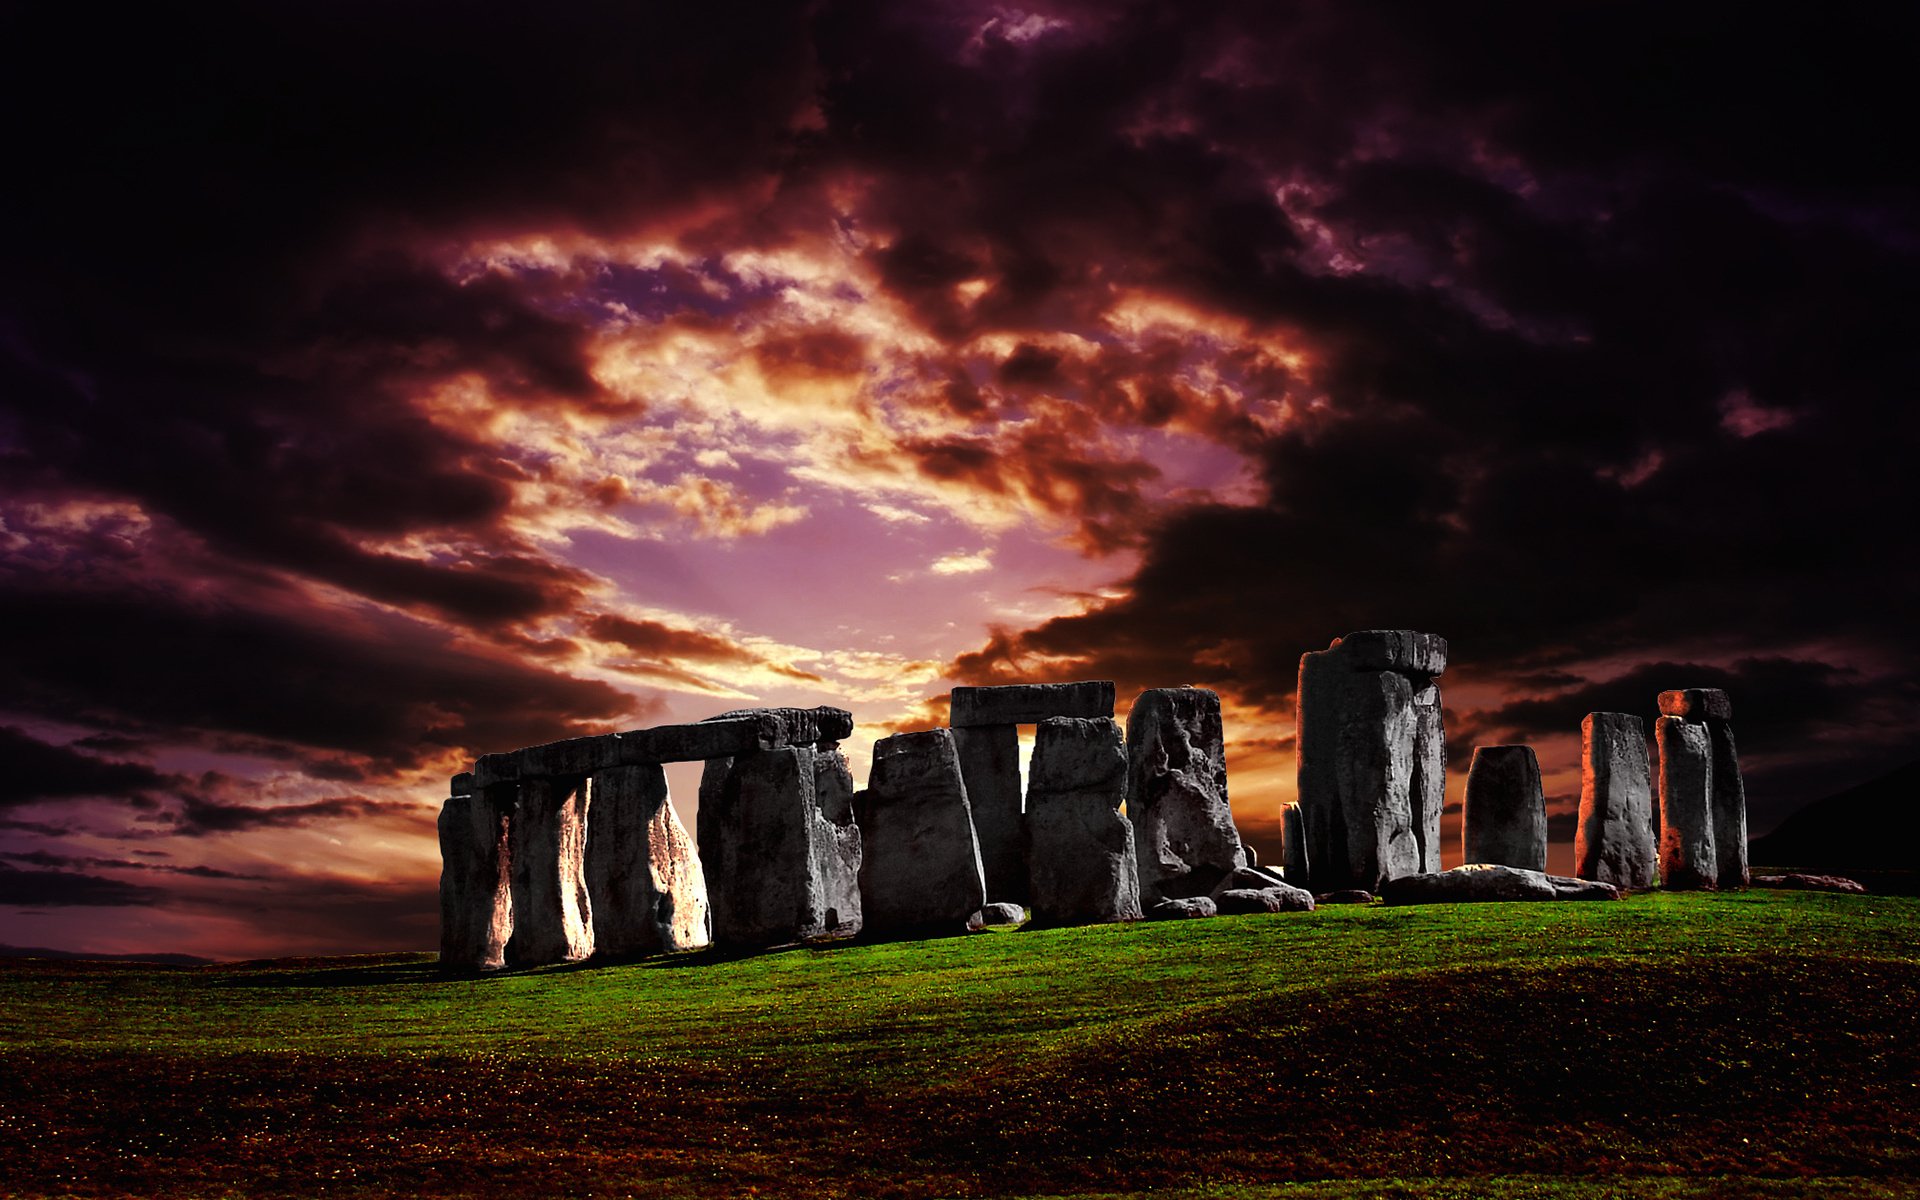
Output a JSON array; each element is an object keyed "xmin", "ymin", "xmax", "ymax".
[
  {"xmin": 0, "ymin": 944, "xmax": 209, "ymax": 966},
  {"xmin": 1749, "ymin": 759, "xmax": 1920, "ymax": 870}
]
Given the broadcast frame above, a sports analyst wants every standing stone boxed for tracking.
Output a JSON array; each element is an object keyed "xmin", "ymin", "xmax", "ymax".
[
  {"xmin": 1655, "ymin": 715, "xmax": 1718, "ymax": 890},
  {"xmin": 699, "ymin": 746, "xmax": 862, "ymax": 946},
  {"xmin": 1281, "ymin": 802, "xmax": 1309, "ymax": 886},
  {"xmin": 584, "ymin": 764, "xmax": 710, "ymax": 957},
  {"xmin": 953, "ymin": 723, "xmax": 1026, "ymax": 904},
  {"xmin": 1126, "ymin": 688, "xmax": 1246, "ymax": 902},
  {"xmin": 1574, "ymin": 713, "xmax": 1657, "ymax": 889},
  {"xmin": 1296, "ymin": 631, "xmax": 1447, "ymax": 893},
  {"xmin": 1462, "ymin": 745, "xmax": 1547, "ymax": 871},
  {"xmin": 1660, "ymin": 689, "xmax": 1748, "ymax": 890},
  {"xmin": 859, "ymin": 728, "xmax": 987, "ymax": 935},
  {"xmin": 506, "ymin": 777, "xmax": 594, "ymax": 966},
  {"xmin": 1025, "ymin": 717, "xmax": 1143, "ymax": 926},
  {"xmin": 437, "ymin": 778, "xmax": 513, "ymax": 971},
  {"xmin": 811, "ymin": 747, "xmax": 866, "ymax": 935}
]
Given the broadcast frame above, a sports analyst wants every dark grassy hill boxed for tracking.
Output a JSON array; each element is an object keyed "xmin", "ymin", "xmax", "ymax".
[
  {"xmin": 1750, "ymin": 759, "xmax": 1920, "ymax": 874},
  {"xmin": 2, "ymin": 892, "xmax": 1917, "ymax": 1199}
]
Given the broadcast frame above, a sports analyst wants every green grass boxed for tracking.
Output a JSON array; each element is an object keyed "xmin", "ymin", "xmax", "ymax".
[{"xmin": 2, "ymin": 891, "xmax": 1917, "ymax": 1198}]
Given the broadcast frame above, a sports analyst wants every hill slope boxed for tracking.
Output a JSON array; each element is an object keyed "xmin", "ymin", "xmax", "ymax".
[{"xmin": 1750, "ymin": 759, "xmax": 1920, "ymax": 870}]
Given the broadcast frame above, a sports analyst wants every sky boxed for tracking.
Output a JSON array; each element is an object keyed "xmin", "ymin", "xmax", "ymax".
[{"xmin": 2, "ymin": 1, "xmax": 1916, "ymax": 960}]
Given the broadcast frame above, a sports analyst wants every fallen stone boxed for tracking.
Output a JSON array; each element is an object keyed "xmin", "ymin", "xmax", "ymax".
[
  {"xmin": 1574, "ymin": 713, "xmax": 1657, "ymax": 889},
  {"xmin": 1656, "ymin": 716, "xmax": 1718, "ymax": 891},
  {"xmin": 1657, "ymin": 688, "xmax": 1734, "ymax": 722},
  {"xmin": 584, "ymin": 764, "xmax": 709, "ymax": 957},
  {"xmin": 699, "ymin": 746, "xmax": 862, "ymax": 946},
  {"xmin": 506, "ymin": 777, "xmax": 595, "ymax": 966},
  {"xmin": 1315, "ymin": 889, "xmax": 1374, "ymax": 905},
  {"xmin": 966, "ymin": 902, "xmax": 1027, "ymax": 930},
  {"xmin": 1381, "ymin": 864, "xmax": 1623, "ymax": 905},
  {"xmin": 954, "ymin": 723, "xmax": 1026, "ymax": 904},
  {"xmin": 437, "ymin": 784, "xmax": 513, "ymax": 971},
  {"xmin": 1215, "ymin": 885, "xmax": 1316, "ymax": 914},
  {"xmin": 860, "ymin": 728, "xmax": 987, "ymax": 935},
  {"xmin": 1147, "ymin": 896, "xmax": 1218, "ymax": 919},
  {"xmin": 1409, "ymin": 682, "xmax": 1446, "ymax": 873},
  {"xmin": 1463, "ymin": 745, "xmax": 1547, "ymax": 871},
  {"xmin": 1211, "ymin": 864, "xmax": 1289, "ymax": 894},
  {"xmin": 1330, "ymin": 629, "xmax": 1449, "ymax": 676},
  {"xmin": 1025, "ymin": 717, "xmax": 1143, "ymax": 926},
  {"xmin": 1281, "ymin": 803, "xmax": 1309, "ymax": 885},
  {"xmin": 1126, "ymin": 687, "xmax": 1246, "ymax": 903},
  {"xmin": 1751, "ymin": 873, "xmax": 1867, "ymax": 894},
  {"xmin": 950, "ymin": 681, "xmax": 1115, "ymax": 727}
]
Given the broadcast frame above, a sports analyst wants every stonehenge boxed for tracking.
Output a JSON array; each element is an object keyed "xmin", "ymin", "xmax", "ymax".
[
  {"xmin": 438, "ymin": 637, "xmax": 1765, "ymax": 970},
  {"xmin": 1462, "ymin": 745, "xmax": 1547, "ymax": 871},
  {"xmin": 1295, "ymin": 631, "xmax": 1447, "ymax": 893}
]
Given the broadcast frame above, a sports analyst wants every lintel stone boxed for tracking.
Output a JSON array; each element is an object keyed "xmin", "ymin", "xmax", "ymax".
[
  {"xmin": 950, "ymin": 681, "xmax": 1115, "ymax": 727},
  {"xmin": 1657, "ymin": 688, "xmax": 1733, "ymax": 721}
]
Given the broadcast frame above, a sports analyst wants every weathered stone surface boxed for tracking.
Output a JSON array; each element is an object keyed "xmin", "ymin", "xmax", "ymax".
[
  {"xmin": 1126, "ymin": 687, "xmax": 1246, "ymax": 903},
  {"xmin": 1381, "ymin": 864, "xmax": 1623, "ymax": 905},
  {"xmin": 950, "ymin": 681, "xmax": 1115, "ymax": 728},
  {"xmin": 583, "ymin": 764, "xmax": 709, "ymax": 957},
  {"xmin": 1463, "ymin": 745, "xmax": 1547, "ymax": 871},
  {"xmin": 1147, "ymin": 896, "xmax": 1218, "ymax": 919},
  {"xmin": 954, "ymin": 723, "xmax": 1026, "ymax": 904},
  {"xmin": 1215, "ymin": 884, "xmax": 1315, "ymax": 914},
  {"xmin": 473, "ymin": 716, "xmax": 797, "ymax": 786},
  {"xmin": 450, "ymin": 772, "xmax": 474, "ymax": 797},
  {"xmin": 1316, "ymin": 889, "xmax": 1374, "ymax": 905},
  {"xmin": 1656, "ymin": 716, "xmax": 1718, "ymax": 890},
  {"xmin": 437, "ymin": 785, "xmax": 513, "ymax": 971},
  {"xmin": 1658, "ymin": 688, "xmax": 1734, "ymax": 722},
  {"xmin": 1333, "ymin": 669, "xmax": 1421, "ymax": 886},
  {"xmin": 811, "ymin": 749, "xmax": 866, "ymax": 933},
  {"xmin": 860, "ymin": 728, "xmax": 987, "ymax": 934},
  {"xmin": 1025, "ymin": 717, "xmax": 1143, "ymax": 926},
  {"xmin": 966, "ymin": 902, "xmax": 1027, "ymax": 930},
  {"xmin": 1211, "ymin": 864, "xmax": 1288, "ymax": 894},
  {"xmin": 1574, "ymin": 713, "xmax": 1657, "ymax": 889},
  {"xmin": 1281, "ymin": 803, "xmax": 1309, "ymax": 885},
  {"xmin": 1330, "ymin": 630, "xmax": 1449, "ymax": 676},
  {"xmin": 1708, "ymin": 720, "xmax": 1750, "ymax": 890},
  {"xmin": 1752, "ymin": 873, "xmax": 1867, "ymax": 894},
  {"xmin": 699, "ymin": 746, "xmax": 862, "ymax": 946},
  {"xmin": 506, "ymin": 777, "xmax": 594, "ymax": 966},
  {"xmin": 1408, "ymin": 682, "xmax": 1445, "ymax": 873},
  {"xmin": 703, "ymin": 706, "xmax": 856, "ymax": 748}
]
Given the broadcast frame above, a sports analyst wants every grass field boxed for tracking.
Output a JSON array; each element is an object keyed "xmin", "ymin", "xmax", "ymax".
[{"xmin": 3, "ymin": 890, "xmax": 1917, "ymax": 1198}]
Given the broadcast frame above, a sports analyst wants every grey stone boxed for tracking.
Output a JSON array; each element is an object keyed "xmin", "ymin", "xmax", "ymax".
[
  {"xmin": 1751, "ymin": 873, "xmax": 1867, "ymax": 894},
  {"xmin": 1381, "ymin": 864, "xmax": 1623, "ymax": 905},
  {"xmin": 1126, "ymin": 688, "xmax": 1245, "ymax": 903},
  {"xmin": 1330, "ymin": 629, "xmax": 1449, "ymax": 676},
  {"xmin": 1658, "ymin": 688, "xmax": 1734, "ymax": 722},
  {"xmin": 1025, "ymin": 717, "xmax": 1143, "ymax": 926},
  {"xmin": 437, "ymin": 785, "xmax": 513, "ymax": 971},
  {"xmin": 1656, "ymin": 716, "xmax": 1718, "ymax": 890},
  {"xmin": 1574, "ymin": 713, "xmax": 1657, "ymax": 889},
  {"xmin": 506, "ymin": 777, "xmax": 594, "ymax": 966},
  {"xmin": 1147, "ymin": 896, "xmax": 1218, "ymax": 919},
  {"xmin": 1408, "ymin": 682, "xmax": 1446, "ymax": 873},
  {"xmin": 1328, "ymin": 668, "xmax": 1420, "ymax": 887},
  {"xmin": 966, "ymin": 902, "xmax": 1027, "ymax": 930},
  {"xmin": 583, "ymin": 764, "xmax": 710, "ymax": 957},
  {"xmin": 698, "ymin": 746, "xmax": 862, "ymax": 946},
  {"xmin": 1463, "ymin": 745, "xmax": 1547, "ymax": 871},
  {"xmin": 954, "ymin": 723, "xmax": 1026, "ymax": 904},
  {"xmin": 472, "ymin": 715, "xmax": 816, "ymax": 787},
  {"xmin": 703, "ymin": 706, "xmax": 856, "ymax": 748},
  {"xmin": 1281, "ymin": 803, "xmax": 1309, "ymax": 885},
  {"xmin": 811, "ymin": 749, "xmax": 866, "ymax": 933},
  {"xmin": 1315, "ymin": 889, "xmax": 1374, "ymax": 905},
  {"xmin": 1708, "ymin": 720, "xmax": 1749, "ymax": 890},
  {"xmin": 950, "ymin": 681, "xmax": 1115, "ymax": 727},
  {"xmin": 860, "ymin": 728, "xmax": 987, "ymax": 934},
  {"xmin": 1210, "ymin": 864, "xmax": 1289, "ymax": 894},
  {"xmin": 1215, "ymin": 884, "xmax": 1315, "ymax": 914},
  {"xmin": 450, "ymin": 772, "xmax": 475, "ymax": 797}
]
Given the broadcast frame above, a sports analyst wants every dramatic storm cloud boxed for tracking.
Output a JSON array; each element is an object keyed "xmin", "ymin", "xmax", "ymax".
[{"xmin": 1, "ymin": 1, "xmax": 1915, "ymax": 956}]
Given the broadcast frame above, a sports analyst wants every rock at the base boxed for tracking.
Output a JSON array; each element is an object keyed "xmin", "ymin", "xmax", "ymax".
[
  {"xmin": 1381, "ymin": 864, "xmax": 1624, "ymax": 905},
  {"xmin": 954, "ymin": 723, "xmax": 1026, "ymax": 904},
  {"xmin": 1315, "ymin": 889, "xmax": 1374, "ymax": 905},
  {"xmin": 1656, "ymin": 716, "xmax": 1718, "ymax": 891},
  {"xmin": 1126, "ymin": 687, "xmax": 1246, "ymax": 903},
  {"xmin": 438, "ymin": 785, "xmax": 513, "ymax": 970},
  {"xmin": 966, "ymin": 901, "xmax": 1027, "ymax": 930},
  {"xmin": 506, "ymin": 777, "xmax": 595, "ymax": 966},
  {"xmin": 1751, "ymin": 873, "xmax": 1867, "ymax": 894},
  {"xmin": 699, "ymin": 746, "xmax": 863, "ymax": 946},
  {"xmin": 1147, "ymin": 896, "xmax": 1218, "ymax": 919},
  {"xmin": 1026, "ymin": 717, "xmax": 1143, "ymax": 926},
  {"xmin": 1463, "ymin": 745, "xmax": 1547, "ymax": 871},
  {"xmin": 1215, "ymin": 884, "xmax": 1316, "ymax": 914},
  {"xmin": 1281, "ymin": 802, "xmax": 1309, "ymax": 885},
  {"xmin": 1574, "ymin": 713, "xmax": 1657, "ymax": 889},
  {"xmin": 950, "ymin": 681, "xmax": 1116, "ymax": 727},
  {"xmin": 860, "ymin": 728, "xmax": 987, "ymax": 934},
  {"xmin": 584, "ymin": 764, "xmax": 710, "ymax": 956}
]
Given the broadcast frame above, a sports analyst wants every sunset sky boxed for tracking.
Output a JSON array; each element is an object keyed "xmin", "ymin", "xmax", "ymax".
[{"xmin": 3, "ymin": 2, "xmax": 1916, "ymax": 960}]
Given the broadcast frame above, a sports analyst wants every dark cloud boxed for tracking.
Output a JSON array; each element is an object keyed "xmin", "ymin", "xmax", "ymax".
[
  {"xmin": 0, "ymin": 727, "xmax": 183, "ymax": 811},
  {"xmin": 165, "ymin": 796, "xmax": 405, "ymax": 839},
  {"xmin": 0, "ymin": 851, "xmax": 263, "ymax": 880},
  {"xmin": 0, "ymin": 865, "xmax": 165, "ymax": 908}
]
